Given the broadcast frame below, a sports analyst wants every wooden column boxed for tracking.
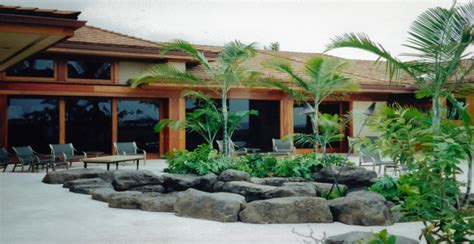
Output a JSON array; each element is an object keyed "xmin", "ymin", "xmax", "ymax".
[
  {"xmin": 468, "ymin": 95, "xmax": 474, "ymax": 125},
  {"xmin": 280, "ymin": 96, "xmax": 294, "ymax": 138},
  {"xmin": 166, "ymin": 96, "xmax": 186, "ymax": 152},
  {"xmin": 111, "ymin": 99, "xmax": 118, "ymax": 154},
  {"xmin": 0, "ymin": 95, "xmax": 8, "ymax": 148},
  {"xmin": 59, "ymin": 98, "xmax": 65, "ymax": 144}
]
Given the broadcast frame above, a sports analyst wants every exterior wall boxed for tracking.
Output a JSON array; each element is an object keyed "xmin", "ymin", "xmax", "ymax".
[
  {"xmin": 118, "ymin": 61, "xmax": 152, "ymax": 85},
  {"xmin": 351, "ymin": 101, "xmax": 387, "ymax": 138}
]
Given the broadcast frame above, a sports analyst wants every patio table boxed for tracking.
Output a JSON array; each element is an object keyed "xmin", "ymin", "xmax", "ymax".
[{"xmin": 82, "ymin": 155, "xmax": 144, "ymax": 170}]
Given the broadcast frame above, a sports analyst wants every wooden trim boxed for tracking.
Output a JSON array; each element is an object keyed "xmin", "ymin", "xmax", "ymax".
[
  {"xmin": 0, "ymin": 14, "xmax": 85, "ymax": 30},
  {"xmin": 57, "ymin": 58, "xmax": 66, "ymax": 81},
  {"xmin": 3, "ymin": 58, "xmax": 58, "ymax": 82},
  {"xmin": 111, "ymin": 99, "xmax": 118, "ymax": 155},
  {"xmin": 279, "ymin": 96, "xmax": 293, "ymax": 138},
  {"xmin": 0, "ymin": 95, "xmax": 8, "ymax": 148},
  {"xmin": 113, "ymin": 62, "xmax": 120, "ymax": 84},
  {"xmin": 159, "ymin": 102, "xmax": 166, "ymax": 155},
  {"xmin": 59, "ymin": 98, "xmax": 65, "ymax": 144}
]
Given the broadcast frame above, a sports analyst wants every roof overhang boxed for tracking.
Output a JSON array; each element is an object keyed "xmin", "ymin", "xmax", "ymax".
[{"xmin": 0, "ymin": 6, "xmax": 86, "ymax": 71}]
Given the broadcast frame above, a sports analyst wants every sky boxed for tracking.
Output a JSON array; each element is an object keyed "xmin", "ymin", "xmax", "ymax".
[{"xmin": 1, "ymin": 0, "xmax": 468, "ymax": 60}]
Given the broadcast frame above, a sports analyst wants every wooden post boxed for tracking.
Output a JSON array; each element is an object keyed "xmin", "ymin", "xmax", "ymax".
[
  {"xmin": 0, "ymin": 95, "xmax": 8, "ymax": 148},
  {"xmin": 59, "ymin": 98, "xmax": 65, "ymax": 144},
  {"xmin": 468, "ymin": 95, "xmax": 474, "ymax": 125},
  {"xmin": 166, "ymin": 96, "xmax": 186, "ymax": 152},
  {"xmin": 280, "ymin": 96, "xmax": 294, "ymax": 138},
  {"xmin": 111, "ymin": 99, "xmax": 118, "ymax": 154}
]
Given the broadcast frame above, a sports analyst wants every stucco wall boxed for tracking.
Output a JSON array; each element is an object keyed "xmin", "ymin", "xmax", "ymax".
[
  {"xmin": 118, "ymin": 61, "xmax": 186, "ymax": 85},
  {"xmin": 352, "ymin": 101, "xmax": 387, "ymax": 138}
]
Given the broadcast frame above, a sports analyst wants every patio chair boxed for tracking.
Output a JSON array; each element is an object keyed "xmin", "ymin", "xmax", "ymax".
[
  {"xmin": 12, "ymin": 146, "xmax": 63, "ymax": 173},
  {"xmin": 114, "ymin": 142, "xmax": 147, "ymax": 165},
  {"xmin": 271, "ymin": 138, "xmax": 295, "ymax": 156},
  {"xmin": 50, "ymin": 143, "xmax": 87, "ymax": 166},
  {"xmin": 359, "ymin": 148, "xmax": 400, "ymax": 175},
  {"xmin": 216, "ymin": 140, "xmax": 248, "ymax": 155},
  {"xmin": 0, "ymin": 148, "xmax": 13, "ymax": 172}
]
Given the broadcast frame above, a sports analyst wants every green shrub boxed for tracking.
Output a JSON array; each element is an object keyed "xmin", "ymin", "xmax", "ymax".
[
  {"xmin": 369, "ymin": 175, "xmax": 401, "ymax": 203},
  {"xmin": 275, "ymin": 155, "xmax": 318, "ymax": 179},
  {"xmin": 320, "ymin": 154, "xmax": 354, "ymax": 168},
  {"xmin": 232, "ymin": 154, "xmax": 277, "ymax": 178},
  {"xmin": 164, "ymin": 144, "xmax": 230, "ymax": 175}
]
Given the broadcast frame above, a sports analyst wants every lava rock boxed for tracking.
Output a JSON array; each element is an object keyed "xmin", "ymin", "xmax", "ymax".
[
  {"xmin": 218, "ymin": 169, "xmax": 250, "ymax": 182},
  {"xmin": 314, "ymin": 167, "xmax": 377, "ymax": 187},
  {"xmin": 325, "ymin": 231, "xmax": 418, "ymax": 244},
  {"xmin": 162, "ymin": 173, "xmax": 217, "ymax": 192},
  {"xmin": 42, "ymin": 169, "xmax": 113, "ymax": 184},
  {"xmin": 221, "ymin": 181, "xmax": 276, "ymax": 201},
  {"xmin": 112, "ymin": 170, "xmax": 163, "ymax": 191}
]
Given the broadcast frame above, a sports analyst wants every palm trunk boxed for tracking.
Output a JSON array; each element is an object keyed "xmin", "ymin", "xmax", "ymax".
[
  {"xmin": 222, "ymin": 91, "xmax": 229, "ymax": 158},
  {"xmin": 313, "ymin": 99, "xmax": 320, "ymax": 157}
]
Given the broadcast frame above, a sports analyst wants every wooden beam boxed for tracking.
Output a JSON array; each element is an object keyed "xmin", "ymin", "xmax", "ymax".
[
  {"xmin": 59, "ymin": 98, "xmax": 65, "ymax": 144},
  {"xmin": 166, "ymin": 96, "xmax": 186, "ymax": 152},
  {"xmin": 111, "ymin": 99, "xmax": 118, "ymax": 154},
  {"xmin": 279, "ymin": 96, "xmax": 294, "ymax": 138},
  {"xmin": 0, "ymin": 95, "xmax": 7, "ymax": 148}
]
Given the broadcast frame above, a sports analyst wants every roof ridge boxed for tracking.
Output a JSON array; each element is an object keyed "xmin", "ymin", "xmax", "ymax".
[{"xmin": 84, "ymin": 25, "xmax": 162, "ymax": 47}]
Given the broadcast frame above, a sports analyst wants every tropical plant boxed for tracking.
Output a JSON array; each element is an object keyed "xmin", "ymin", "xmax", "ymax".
[
  {"xmin": 155, "ymin": 91, "xmax": 221, "ymax": 146},
  {"xmin": 264, "ymin": 56, "xmax": 356, "ymax": 157},
  {"xmin": 132, "ymin": 40, "xmax": 258, "ymax": 158},
  {"xmin": 264, "ymin": 42, "xmax": 280, "ymax": 51},
  {"xmin": 232, "ymin": 154, "xmax": 278, "ymax": 178},
  {"xmin": 327, "ymin": 2, "xmax": 473, "ymax": 208},
  {"xmin": 369, "ymin": 175, "xmax": 401, "ymax": 203},
  {"xmin": 164, "ymin": 144, "xmax": 230, "ymax": 175},
  {"xmin": 368, "ymin": 229, "xmax": 397, "ymax": 244},
  {"xmin": 275, "ymin": 155, "xmax": 318, "ymax": 179}
]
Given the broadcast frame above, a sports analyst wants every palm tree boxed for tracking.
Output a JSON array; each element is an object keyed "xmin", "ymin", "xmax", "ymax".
[
  {"xmin": 326, "ymin": 2, "xmax": 473, "ymax": 207},
  {"xmin": 131, "ymin": 40, "xmax": 257, "ymax": 158},
  {"xmin": 264, "ymin": 56, "xmax": 355, "ymax": 156}
]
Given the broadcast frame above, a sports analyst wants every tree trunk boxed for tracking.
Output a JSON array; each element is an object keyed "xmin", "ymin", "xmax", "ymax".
[{"xmin": 222, "ymin": 92, "xmax": 229, "ymax": 158}]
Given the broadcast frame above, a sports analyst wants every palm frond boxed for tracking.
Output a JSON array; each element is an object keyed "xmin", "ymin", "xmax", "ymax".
[
  {"xmin": 219, "ymin": 40, "xmax": 257, "ymax": 68},
  {"xmin": 262, "ymin": 58, "xmax": 309, "ymax": 91},
  {"xmin": 264, "ymin": 80, "xmax": 306, "ymax": 101},
  {"xmin": 326, "ymin": 32, "xmax": 414, "ymax": 81},
  {"xmin": 161, "ymin": 39, "xmax": 212, "ymax": 71},
  {"xmin": 131, "ymin": 64, "xmax": 203, "ymax": 88}
]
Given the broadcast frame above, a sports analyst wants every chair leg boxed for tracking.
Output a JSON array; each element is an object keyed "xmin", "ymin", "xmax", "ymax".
[
  {"xmin": 3, "ymin": 166, "xmax": 7, "ymax": 172},
  {"xmin": 12, "ymin": 164, "xmax": 17, "ymax": 172}
]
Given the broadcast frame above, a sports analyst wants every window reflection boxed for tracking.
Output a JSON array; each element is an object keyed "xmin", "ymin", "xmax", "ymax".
[
  {"xmin": 66, "ymin": 98, "xmax": 112, "ymax": 153},
  {"xmin": 6, "ymin": 58, "xmax": 54, "ymax": 77},
  {"xmin": 7, "ymin": 97, "xmax": 59, "ymax": 153},
  {"xmin": 67, "ymin": 59, "xmax": 111, "ymax": 80},
  {"xmin": 118, "ymin": 100, "xmax": 160, "ymax": 153}
]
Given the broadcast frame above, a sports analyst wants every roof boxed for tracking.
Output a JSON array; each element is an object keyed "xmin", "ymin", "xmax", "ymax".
[
  {"xmin": 0, "ymin": 5, "xmax": 81, "ymax": 19},
  {"xmin": 187, "ymin": 49, "xmax": 415, "ymax": 90}
]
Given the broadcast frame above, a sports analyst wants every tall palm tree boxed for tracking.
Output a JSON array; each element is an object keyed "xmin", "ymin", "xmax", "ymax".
[
  {"xmin": 264, "ymin": 56, "xmax": 355, "ymax": 156},
  {"xmin": 131, "ymin": 40, "xmax": 257, "ymax": 158},
  {"xmin": 326, "ymin": 2, "xmax": 473, "ymax": 207}
]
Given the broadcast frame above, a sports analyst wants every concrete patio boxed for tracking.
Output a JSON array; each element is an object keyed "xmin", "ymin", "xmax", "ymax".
[{"xmin": 1, "ymin": 158, "xmax": 471, "ymax": 244}]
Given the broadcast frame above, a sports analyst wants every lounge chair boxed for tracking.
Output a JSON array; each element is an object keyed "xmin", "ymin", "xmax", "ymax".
[
  {"xmin": 359, "ymin": 148, "xmax": 401, "ymax": 175},
  {"xmin": 0, "ymin": 148, "xmax": 12, "ymax": 172},
  {"xmin": 12, "ymin": 146, "xmax": 65, "ymax": 173},
  {"xmin": 271, "ymin": 138, "xmax": 295, "ymax": 156},
  {"xmin": 114, "ymin": 142, "xmax": 147, "ymax": 165},
  {"xmin": 50, "ymin": 143, "xmax": 87, "ymax": 166},
  {"xmin": 216, "ymin": 140, "xmax": 248, "ymax": 155}
]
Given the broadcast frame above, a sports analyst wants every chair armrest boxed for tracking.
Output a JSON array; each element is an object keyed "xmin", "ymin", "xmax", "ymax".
[
  {"xmin": 137, "ymin": 149, "xmax": 147, "ymax": 158},
  {"xmin": 74, "ymin": 148, "xmax": 87, "ymax": 158}
]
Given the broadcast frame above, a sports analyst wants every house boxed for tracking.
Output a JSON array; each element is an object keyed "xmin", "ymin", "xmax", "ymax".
[{"xmin": 1, "ymin": 5, "xmax": 472, "ymax": 157}]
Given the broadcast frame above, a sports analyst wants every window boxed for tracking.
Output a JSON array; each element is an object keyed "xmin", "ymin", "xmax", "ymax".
[
  {"xmin": 7, "ymin": 97, "xmax": 59, "ymax": 153},
  {"xmin": 118, "ymin": 100, "xmax": 160, "ymax": 153},
  {"xmin": 66, "ymin": 98, "xmax": 112, "ymax": 153},
  {"xmin": 67, "ymin": 59, "xmax": 111, "ymax": 80},
  {"xmin": 6, "ymin": 58, "xmax": 54, "ymax": 78}
]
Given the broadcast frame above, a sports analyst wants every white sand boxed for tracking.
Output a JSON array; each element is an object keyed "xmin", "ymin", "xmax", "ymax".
[{"xmin": 2, "ymin": 158, "xmax": 469, "ymax": 244}]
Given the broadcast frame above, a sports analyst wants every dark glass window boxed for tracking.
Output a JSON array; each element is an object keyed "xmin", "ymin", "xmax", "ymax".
[
  {"xmin": 185, "ymin": 99, "xmax": 279, "ymax": 152},
  {"xmin": 67, "ymin": 59, "xmax": 111, "ymax": 80},
  {"xmin": 66, "ymin": 98, "xmax": 112, "ymax": 153},
  {"xmin": 6, "ymin": 58, "xmax": 54, "ymax": 77},
  {"xmin": 118, "ymin": 100, "xmax": 160, "ymax": 153},
  {"xmin": 7, "ymin": 97, "xmax": 59, "ymax": 153}
]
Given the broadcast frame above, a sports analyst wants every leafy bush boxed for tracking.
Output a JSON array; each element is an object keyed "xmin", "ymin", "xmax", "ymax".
[
  {"xmin": 164, "ymin": 144, "xmax": 230, "ymax": 175},
  {"xmin": 232, "ymin": 154, "xmax": 277, "ymax": 178},
  {"xmin": 275, "ymin": 154, "xmax": 319, "ymax": 179},
  {"xmin": 320, "ymin": 154, "xmax": 354, "ymax": 168},
  {"xmin": 369, "ymin": 176, "xmax": 401, "ymax": 203},
  {"xmin": 368, "ymin": 229, "xmax": 396, "ymax": 244}
]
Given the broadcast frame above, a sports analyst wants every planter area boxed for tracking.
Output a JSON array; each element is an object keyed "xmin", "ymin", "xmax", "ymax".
[{"xmin": 42, "ymin": 167, "xmax": 398, "ymax": 225}]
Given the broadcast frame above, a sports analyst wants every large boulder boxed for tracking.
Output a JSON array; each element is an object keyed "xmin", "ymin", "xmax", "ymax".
[
  {"xmin": 42, "ymin": 169, "xmax": 113, "ymax": 184},
  {"xmin": 107, "ymin": 191, "xmax": 145, "ymax": 209},
  {"xmin": 325, "ymin": 231, "xmax": 419, "ymax": 244},
  {"xmin": 174, "ymin": 189, "xmax": 246, "ymax": 222},
  {"xmin": 162, "ymin": 173, "xmax": 217, "ymax": 192},
  {"xmin": 65, "ymin": 178, "xmax": 113, "ymax": 194},
  {"xmin": 129, "ymin": 185, "xmax": 165, "ymax": 193},
  {"xmin": 314, "ymin": 167, "xmax": 377, "ymax": 187},
  {"xmin": 221, "ymin": 181, "xmax": 276, "ymax": 201},
  {"xmin": 136, "ymin": 192, "xmax": 179, "ymax": 212},
  {"xmin": 264, "ymin": 184, "xmax": 317, "ymax": 199},
  {"xmin": 218, "ymin": 169, "xmax": 250, "ymax": 182},
  {"xmin": 91, "ymin": 188, "xmax": 117, "ymax": 202},
  {"xmin": 112, "ymin": 170, "xmax": 163, "ymax": 191},
  {"xmin": 329, "ymin": 191, "xmax": 394, "ymax": 226},
  {"xmin": 283, "ymin": 182, "xmax": 348, "ymax": 196},
  {"xmin": 250, "ymin": 177, "xmax": 289, "ymax": 186},
  {"xmin": 239, "ymin": 197, "xmax": 333, "ymax": 224}
]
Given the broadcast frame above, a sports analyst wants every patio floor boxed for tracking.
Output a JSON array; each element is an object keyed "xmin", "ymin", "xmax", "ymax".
[{"xmin": 1, "ymin": 157, "xmax": 470, "ymax": 244}]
